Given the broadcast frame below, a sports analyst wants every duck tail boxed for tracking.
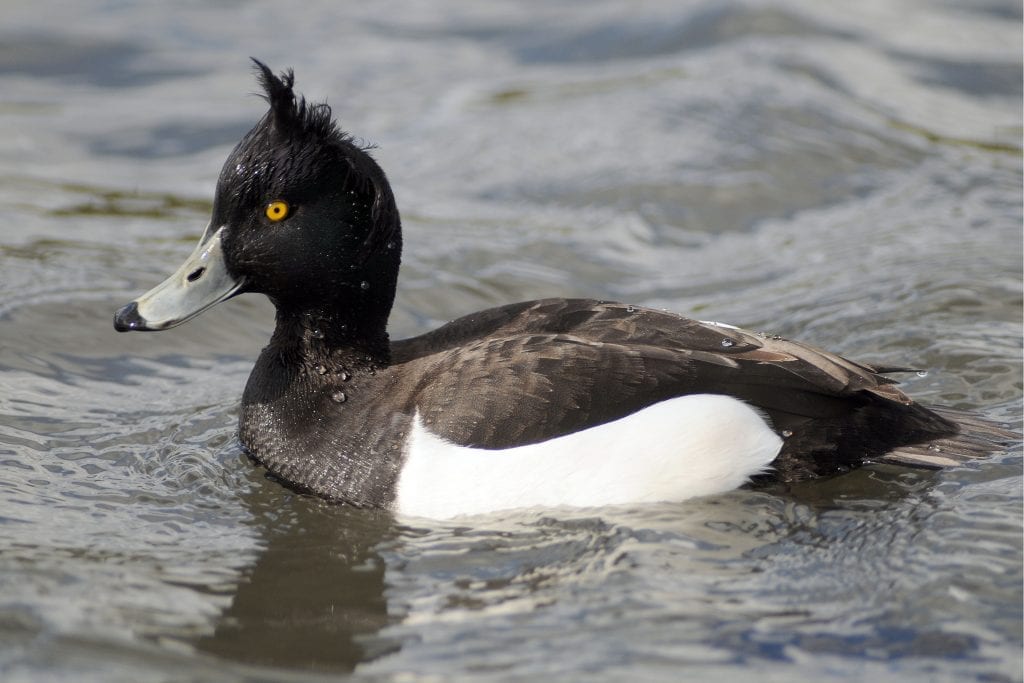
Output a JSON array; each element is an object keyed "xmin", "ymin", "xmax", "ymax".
[{"xmin": 879, "ymin": 406, "xmax": 1020, "ymax": 469}]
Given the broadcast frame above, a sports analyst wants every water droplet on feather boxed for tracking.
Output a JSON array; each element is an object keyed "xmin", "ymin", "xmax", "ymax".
[{"xmin": 331, "ymin": 391, "xmax": 347, "ymax": 404}]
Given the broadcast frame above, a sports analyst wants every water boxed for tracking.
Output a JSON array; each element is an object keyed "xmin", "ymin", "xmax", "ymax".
[{"xmin": 1, "ymin": 1, "xmax": 1021, "ymax": 681}]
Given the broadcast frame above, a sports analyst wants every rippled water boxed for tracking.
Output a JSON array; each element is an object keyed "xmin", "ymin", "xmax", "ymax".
[{"xmin": 1, "ymin": 1, "xmax": 1021, "ymax": 681}]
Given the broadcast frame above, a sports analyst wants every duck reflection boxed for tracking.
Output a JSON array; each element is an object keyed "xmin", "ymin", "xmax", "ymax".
[{"xmin": 194, "ymin": 471, "xmax": 401, "ymax": 673}]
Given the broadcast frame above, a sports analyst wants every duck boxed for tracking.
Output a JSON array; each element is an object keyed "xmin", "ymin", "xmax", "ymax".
[{"xmin": 114, "ymin": 60, "xmax": 1012, "ymax": 519}]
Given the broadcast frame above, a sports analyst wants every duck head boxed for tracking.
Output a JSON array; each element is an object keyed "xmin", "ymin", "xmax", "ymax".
[{"xmin": 114, "ymin": 60, "xmax": 402, "ymax": 353}]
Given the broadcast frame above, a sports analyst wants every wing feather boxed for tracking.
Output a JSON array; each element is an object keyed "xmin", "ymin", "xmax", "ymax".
[{"xmin": 389, "ymin": 299, "xmax": 915, "ymax": 449}]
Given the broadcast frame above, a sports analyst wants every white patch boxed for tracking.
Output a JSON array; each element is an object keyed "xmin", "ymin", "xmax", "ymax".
[
  {"xmin": 699, "ymin": 320, "xmax": 740, "ymax": 330},
  {"xmin": 395, "ymin": 394, "xmax": 783, "ymax": 519}
]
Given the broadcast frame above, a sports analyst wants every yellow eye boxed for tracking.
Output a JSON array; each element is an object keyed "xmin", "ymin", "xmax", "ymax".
[{"xmin": 265, "ymin": 200, "xmax": 290, "ymax": 222}]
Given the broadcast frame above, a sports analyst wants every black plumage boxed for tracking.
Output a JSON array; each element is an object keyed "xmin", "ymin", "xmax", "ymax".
[{"xmin": 115, "ymin": 61, "xmax": 1015, "ymax": 510}]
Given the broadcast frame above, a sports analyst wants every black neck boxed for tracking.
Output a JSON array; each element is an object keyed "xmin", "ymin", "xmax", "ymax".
[
  {"xmin": 265, "ymin": 232, "xmax": 401, "ymax": 370},
  {"xmin": 268, "ymin": 304, "xmax": 390, "ymax": 372}
]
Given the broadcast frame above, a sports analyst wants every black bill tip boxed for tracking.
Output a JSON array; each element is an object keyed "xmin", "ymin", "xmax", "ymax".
[{"xmin": 113, "ymin": 301, "xmax": 145, "ymax": 332}]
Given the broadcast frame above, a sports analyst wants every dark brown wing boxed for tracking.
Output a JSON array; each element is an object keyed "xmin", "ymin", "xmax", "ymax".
[{"xmin": 389, "ymin": 299, "xmax": 963, "ymax": 481}]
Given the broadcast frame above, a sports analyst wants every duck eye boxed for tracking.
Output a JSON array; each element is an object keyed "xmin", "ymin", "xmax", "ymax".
[{"xmin": 265, "ymin": 200, "xmax": 290, "ymax": 222}]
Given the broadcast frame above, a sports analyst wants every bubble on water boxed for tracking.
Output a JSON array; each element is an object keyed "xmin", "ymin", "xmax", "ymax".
[{"xmin": 331, "ymin": 391, "xmax": 347, "ymax": 404}]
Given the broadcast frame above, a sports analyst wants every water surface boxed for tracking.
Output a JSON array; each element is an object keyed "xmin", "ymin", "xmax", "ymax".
[{"xmin": 0, "ymin": 1, "xmax": 1021, "ymax": 681}]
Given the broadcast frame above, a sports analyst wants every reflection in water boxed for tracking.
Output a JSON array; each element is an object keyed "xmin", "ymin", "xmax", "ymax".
[
  {"xmin": 0, "ymin": 0, "xmax": 1019, "ymax": 680},
  {"xmin": 194, "ymin": 479, "xmax": 401, "ymax": 673},
  {"xmin": 363, "ymin": 465, "xmax": 1014, "ymax": 678}
]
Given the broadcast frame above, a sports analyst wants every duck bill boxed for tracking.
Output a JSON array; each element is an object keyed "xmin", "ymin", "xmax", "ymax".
[{"xmin": 113, "ymin": 225, "xmax": 243, "ymax": 332}]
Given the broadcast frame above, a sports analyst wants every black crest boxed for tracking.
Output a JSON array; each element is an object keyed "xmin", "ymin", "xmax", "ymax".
[
  {"xmin": 241, "ymin": 59, "xmax": 400, "ymax": 263},
  {"xmin": 251, "ymin": 58, "xmax": 339, "ymax": 142}
]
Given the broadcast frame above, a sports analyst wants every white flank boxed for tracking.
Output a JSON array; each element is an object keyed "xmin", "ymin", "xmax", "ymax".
[{"xmin": 395, "ymin": 394, "xmax": 783, "ymax": 519}]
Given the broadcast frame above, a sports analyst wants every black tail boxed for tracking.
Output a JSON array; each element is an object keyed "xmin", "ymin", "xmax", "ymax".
[{"xmin": 878, "ymin": 406, "xmax": 1019, "ymax": 469}]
